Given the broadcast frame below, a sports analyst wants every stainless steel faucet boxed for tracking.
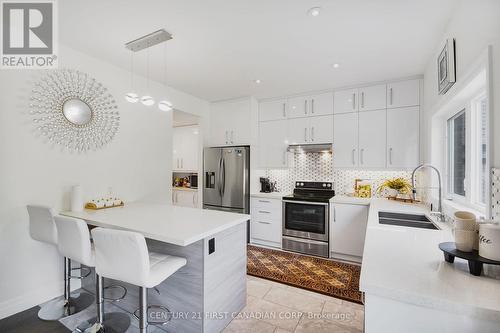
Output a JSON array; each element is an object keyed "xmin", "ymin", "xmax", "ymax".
[{"xmin": 411, "ymin": 164, "xmax": 445, "ymax": 222}]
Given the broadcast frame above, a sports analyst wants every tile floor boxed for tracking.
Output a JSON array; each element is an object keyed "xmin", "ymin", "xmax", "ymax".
[{"xmin": 224, "ymin": 276, "xmax": 364, "ymax": 333}]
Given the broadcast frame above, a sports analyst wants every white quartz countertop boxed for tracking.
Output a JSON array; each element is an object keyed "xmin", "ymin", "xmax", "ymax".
[
  {"xmin": 360, "ymin": 198, "xmax": 500, "ymax": 321},
  {"xmin": 251, "ymin": 192, "xmax": 287, "ymax": 200},
  {"xmin": 331, "ymin": 195, "xmax": 371, "ymax": 205},
  {"xmin": 61, "ymin": 202, "xmax": 250, "ymax": 246}
]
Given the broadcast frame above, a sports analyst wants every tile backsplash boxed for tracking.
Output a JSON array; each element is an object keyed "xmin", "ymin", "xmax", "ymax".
[
  {"xmin": 492, "ymin": 168, "xmax": 500, "ymax": 220},
  {"xmin": 264, "ymin": 152, "xmax": 415, "ymax": 197}
]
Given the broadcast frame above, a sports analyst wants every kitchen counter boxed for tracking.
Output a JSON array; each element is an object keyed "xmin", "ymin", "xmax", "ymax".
[
  {"xmin": 251, "ymin": 192, "xmax": 287, "ymax": 200},
  {"xmin": 61, "ymin": 201, "xmax": 249, "ymax": 246},
  {"xmin": 360, "ymin": 198, "xmax": 500, "ymax": 328},
  {"xmin": 331, "ymin": 195, "xmax": 371, "ymax": 205},
  {"xmin": 172, "ymin": 186, "xmax": 198, "ymax": 192},
  {"xmin": 62, "ymin": 202, "xmax": 248, "ymax": 333}
]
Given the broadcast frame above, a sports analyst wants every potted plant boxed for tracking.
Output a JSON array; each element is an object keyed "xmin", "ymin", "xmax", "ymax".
[{"xmin": 377, "ymin": 178, "xmax": 412, "ymax": 198}]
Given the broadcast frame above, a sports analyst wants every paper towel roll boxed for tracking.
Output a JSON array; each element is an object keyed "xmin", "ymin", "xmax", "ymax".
[{"xmin": 70, "ymin": 185, "xmax": 83, "ymax": 212}]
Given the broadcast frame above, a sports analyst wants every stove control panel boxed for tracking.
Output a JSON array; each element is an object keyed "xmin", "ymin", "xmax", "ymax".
[{"xmin": 295, "ymin": 181, "xmax": 333, "ymax": 189}]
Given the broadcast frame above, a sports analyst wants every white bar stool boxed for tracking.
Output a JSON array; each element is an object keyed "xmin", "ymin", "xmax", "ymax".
[
  {"xmin": 54, "ymin": 216, "xmax": 130, "ymax": 333},
  {"xmin": 91, "ymin": 227, "xmax": 187, "ymax": 333},
  {"xmin": 26, "ymin": 205, "xmax": 94, "ymax": 321}
]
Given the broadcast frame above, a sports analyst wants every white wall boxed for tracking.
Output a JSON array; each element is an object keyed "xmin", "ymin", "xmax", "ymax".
[
  {"xmin": 0, "ymin": 45, "xmax": 209, "ymax": 318},
  {"xmin": 422, "ymin": 0, "xmax": 500, "ymax": 166}
]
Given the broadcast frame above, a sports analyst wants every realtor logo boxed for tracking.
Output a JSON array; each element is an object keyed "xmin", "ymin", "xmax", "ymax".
[{"xmin": 1, "ymin": 0, "xmax": 58, "ymax": 68}]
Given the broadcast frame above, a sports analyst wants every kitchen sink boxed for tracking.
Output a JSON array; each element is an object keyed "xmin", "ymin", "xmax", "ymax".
[{"xmin": 378, "ymin": 211, "xmax": 439, "ymax": 230}]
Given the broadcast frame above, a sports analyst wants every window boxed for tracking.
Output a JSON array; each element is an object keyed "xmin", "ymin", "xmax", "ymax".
[{"xmin": 446, "ymin": 92, "xmax": 489, "ymax": 211}]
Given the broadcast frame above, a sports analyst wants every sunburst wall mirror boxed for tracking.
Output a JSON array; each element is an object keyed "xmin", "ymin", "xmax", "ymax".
[{"xmin": 29, "ymin": 69, "xmax": 120, "ymax": 152}]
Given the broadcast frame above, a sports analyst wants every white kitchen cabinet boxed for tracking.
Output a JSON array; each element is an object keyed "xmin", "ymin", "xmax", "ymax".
[
  {"xmin": 309, "ymin": 115, "xmax": 334, "ymax": 144},
  {"xmin": 330, "ymin": 203, "xmax": 368, "ymax": 261},
  {"xmin": 172, "ymin": 189, "xmax": 198, "ymax": 208},
  {"xmin": 259, "ymin": 120, "xmax": 288, "ymax": 168},
  {"xmin": 259, "ymin": 99, "xmax": 287, "ymax": 122},
  {"xmin": 387, "ymin": 106, "xmax": 420, "ymax": 168},
  {"xmin": 209, "ymin": 98, "xmax": 252, "ymax": 146},
  {"xmin": 287, "ymin": 93, "xmax": 333, "ymax": 118},
  {"xmin": 287, "ymin": 95, "xmax": 309, "ymax": 118},
  {"xmin": 309, "ymin": 92, "xmax": 334, "ymax": 116},
  {"xmin": 287, "ymin": 117, "xmax": 309, "ymax": 144},
  {"xmin": 358, "ymin": 110, "xmax": 386, "ymax": 168},
  {"xmin": 359, "ymin": 84, "xmax": 387, "ymax": 112},
  {"xmin": 173, "ymin": 125, "xmax": 199, "ymax": 171},
  {"xmin": 333, "ymin": 113, "xmax": 358, "ymax": 167},
  {"xmin": 387, "ymin": 79, "xmax": 420, "ymax": 109},
  {"xmin": 334, "ymin": 88, "xmax": 358, "ymax": 114},
  {"xmin": 250, "ymin": 197, "xmax": 282, "ymax": 248}
]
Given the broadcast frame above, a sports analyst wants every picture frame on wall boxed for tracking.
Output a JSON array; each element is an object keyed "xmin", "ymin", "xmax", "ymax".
[{"xmin": 438, "ymin": 38, "xmax": 456, "ymax": 95}]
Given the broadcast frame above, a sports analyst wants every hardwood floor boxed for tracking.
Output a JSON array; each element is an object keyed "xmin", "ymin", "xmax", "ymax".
[{"xmin": 0, "ymin": 306, "xmax": 70, "ymax": 333}]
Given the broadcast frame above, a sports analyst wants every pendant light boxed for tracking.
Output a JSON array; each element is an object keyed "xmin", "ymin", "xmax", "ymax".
[
  {"xmin": 141, "ymin": 42, "xmax": 155, "ymax": 106},
  {"xmin": 158, "ymin": 42, "xmax": 173, "ymax": 112},
  {"xmin": 125, "ymin": 52, "xmax": 139, "ymax": 103}
]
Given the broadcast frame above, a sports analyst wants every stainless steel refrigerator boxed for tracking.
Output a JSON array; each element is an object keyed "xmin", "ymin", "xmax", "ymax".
[{"xmin": 203, "ymin": 146, "xmax": 250, "ymax": 214}]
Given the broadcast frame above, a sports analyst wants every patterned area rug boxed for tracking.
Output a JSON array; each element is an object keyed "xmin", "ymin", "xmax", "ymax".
[{"xmin": 247, "ymin": 245, "xmax": 363, "ymax": 304}]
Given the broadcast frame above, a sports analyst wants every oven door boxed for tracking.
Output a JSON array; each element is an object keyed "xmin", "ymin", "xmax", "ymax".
[{"xmin": 283, "ymin": 200, "xmax": 329, "ymax": 242}]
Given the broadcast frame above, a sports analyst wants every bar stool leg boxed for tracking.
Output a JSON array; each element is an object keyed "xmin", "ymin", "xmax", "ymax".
[
  {"xmin": 64, "ymin": 258, "xmax": 71, "ymax": 303},
  {"xmin": 139, "ymin": 287, "xmax": 148, "ymax": 332},
  {"xmin": 96, "ymin": 274, "xmax": 104, "ymax": 325}
]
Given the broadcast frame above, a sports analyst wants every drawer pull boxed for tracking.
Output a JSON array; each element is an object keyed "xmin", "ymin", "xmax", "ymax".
[
  {"xmin": 257, "ymin": 221, "xmax": 271, "ymax": 225},
  {"xmin": 258, "ymin": 210, "xmax": 271, "ymax": 214},
  {"xmin": 258, "ymin": 200, "xmax": 270, "ymax": 203}
]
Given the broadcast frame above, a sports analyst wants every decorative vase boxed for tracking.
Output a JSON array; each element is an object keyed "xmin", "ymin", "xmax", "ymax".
[{"xmin": 386, "ymin": 188, "xmax": 398, "ymax": 198}]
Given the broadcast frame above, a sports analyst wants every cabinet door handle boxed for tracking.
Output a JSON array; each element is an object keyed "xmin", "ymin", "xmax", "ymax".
[
  {"xmin": 389, "ymin": 88, "xmax": 393, "ymax": 105},
  {"xmin": 311, "ymin": 99, "xmax": 315, "ymax": 114},
  {"xmin": 257, "ymin": 221, "xmax": 271, "ymax": 225},
  {"xmin": 333, "ymin": 207, "xmax": 336, "ymax": 222},
  {"xmin": 389, "ymin": 147, "xmax": 393, "ymax": 165},
  {"xmin": 352, "ymin": 93, "xmax": 356, "ymax": 110},
  {"xmin": 304, "ymin": 128, "xmax": 308, "ymax": 142},
  {"xmin": 181, "ymin": 158, "xmax": 183, "ymax": 169},
  {"xmin": 311, "ymin": 127, "xmax": 315, "ymax": 141},
  {"xmin": 360, "ymin": 148, "xmax": 364, "ymax": 165},
  {"xmin": 177, "ymin": 158, "xmax": 179, "ymax": 168},
  {"xmin": 304, "ymin": 100, "xmax": 308, "ymax": 115},
  {"xmin": 282, "ymin": 103, "xmax": 286, "ymax": 118},
  {"xmin": 230, "ymin": 130, "xmax": 234, "ymax": 144},
  {"xmin": 361, "ymin": 92, "xmax": 365, "ymax": 108},
  {"xmin": 192, "ymin": 194, "xmax": 196, "ymax": 205},
  {"xmin": 225, "ymin": 130, "xmax": 228, "ymax": 144},
  {"xmin": 283, "ymin": 151, "xmax": 286, "ymax": 165},
  {"xmin": 351, "ymin": 149, "xmax": 356, "ymax": 165}
]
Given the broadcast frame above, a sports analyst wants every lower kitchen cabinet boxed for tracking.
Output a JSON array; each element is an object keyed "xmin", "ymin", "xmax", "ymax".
[
  {"xmin": 250, "ymin": 197, "xmax": 282, "ymax": 248},
  {"xmin": 330, "ymin": 203, "xmax": 368, "ymax": 262},
  {"xmin": 172, "ymin": 189, "xmax": 198, "ymax": 208}
]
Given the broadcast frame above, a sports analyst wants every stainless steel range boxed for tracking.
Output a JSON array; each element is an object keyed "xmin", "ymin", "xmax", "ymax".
[{"xmin": 282, "ymin": 181, "xmax": 334, "ymax": 258}]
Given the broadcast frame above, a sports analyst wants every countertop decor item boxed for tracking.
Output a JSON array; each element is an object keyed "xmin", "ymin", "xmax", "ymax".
[
  {"xmin": 479, "ymin": 223, "xmax": 500, "ymax": 261},
  {"xmin": 453, "ymin": 211, "xmax": 476, "ymax": 252},
  {"xmin": 70, "ymin": 185, "xmax": 83, "ymax": 212},
  {"xmin": 354, "ymin": 178, "xmax": 372, "ymax": 198},
  {"xmin": 30, "ymin": 69, "xmax": 119, "ymax": 153},
  {"xmin": 437, "ymin": 38, "xmax": 456, "ymax": 95},
  {"xmin": 439, "ymin": 242, "xmax": 500, "ymax": 276},
  {"xmin": 377, "ymin": 177, "xmax": 412, "ymax": 198},
  {"xmin": 85, "ymin": 198, "xmax": 124, "ymax": 210}
]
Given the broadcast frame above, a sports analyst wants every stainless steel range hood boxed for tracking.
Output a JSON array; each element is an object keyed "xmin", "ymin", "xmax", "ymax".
[{"xmin": 287, "ymin": 144, "xmax": 332, "ymax": 153}]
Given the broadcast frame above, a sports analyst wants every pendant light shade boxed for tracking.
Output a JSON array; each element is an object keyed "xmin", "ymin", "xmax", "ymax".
[
  {"xmin": 141, "ymin": 95, "xmax": 155, "ymax": 106},
  {"xmin": 158, "ymin": 100, "xmax": 173, "ymax": 111}
]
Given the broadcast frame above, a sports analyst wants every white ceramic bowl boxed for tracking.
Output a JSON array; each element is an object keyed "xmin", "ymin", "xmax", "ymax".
[{"xmin": 454, "ymin": 229, "xmax": 475, "ymax": 252}]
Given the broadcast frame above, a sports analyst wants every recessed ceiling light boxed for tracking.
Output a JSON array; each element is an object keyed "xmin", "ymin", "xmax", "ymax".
[
  {"xmin": 255, "ymin": 79, "xmax": 261, "ymax": 84},
  {"xmin": 307, "ymin": 7, "xmax": 321, "ymax": 17},
  {"xmin": 332, "ymin": 63, "xmax": 340, "ymax": 69}
]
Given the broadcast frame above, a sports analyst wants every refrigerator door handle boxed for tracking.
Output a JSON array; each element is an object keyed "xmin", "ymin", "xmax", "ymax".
[
  {"xmin": 218, "ymin": 157, "xmax": 223, "ymax": 197},
  {"xmin": 221, "ymin": 156, "xmax": 226, "ymax": 196}
]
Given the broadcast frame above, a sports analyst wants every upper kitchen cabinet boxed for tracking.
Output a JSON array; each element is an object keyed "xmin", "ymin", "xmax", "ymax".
[
  {"xmin": 287, "ymin": 95, "xmax": 309, "ymax": 118},
  {"xmin": 387, "ymin": 106, "xmax": 420, "ymax": 168},
  {"xmin": 288, "ymin": 115, "xmax": 333, "ymax": 145},
  {"xmin": 287, "ymin": 93, "xmax": 334, "ymax": 118},
  {"xmin": 259, "ymin": 119, "xmax": 288, "ymax": 168},
  {"xmin": 259, "ymin": 99, "xmax": 287, "ymax": 121},
  {"xmin": 359, "ymin": 84, "xmax": 387, "ymax": 112},
  {"xmin": 333, "ymin": 88, "xmax": 358, "ymax": 114},
  {"xmin": 209, "ymin": 98, "xmax": 253, "ymax": 146},
  {"xmin": 333, "ymin": 112, "xmax": 358, "ymax": 167},
  {"xmin": 173, "ymin": 125, "xmax": 199, "ymax": 172},
  {"xmin": 387, "ymin": 79, "xmax": 420, "ymax": 109},
  {"xmin": 358, "ymin": 110, "xmax": 386, "ymax": 168},
  {"xmin": 309, "ymin": 92, "xmax": 334, "ymax": 116}
]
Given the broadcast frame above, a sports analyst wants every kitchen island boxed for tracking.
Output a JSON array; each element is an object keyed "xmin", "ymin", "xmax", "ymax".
[
  {"xmin": 61, "ymin": 202, "xmax": 250, "ymax": 333},
  {"xmin": 355, "ymin": 198, "xmax": 500, "ymax": 333}
]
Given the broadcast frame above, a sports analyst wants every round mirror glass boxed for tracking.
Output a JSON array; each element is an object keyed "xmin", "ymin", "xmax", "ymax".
[{"xmin": 62, "ymin": 99, "xmax": 92, "ymax": 126}]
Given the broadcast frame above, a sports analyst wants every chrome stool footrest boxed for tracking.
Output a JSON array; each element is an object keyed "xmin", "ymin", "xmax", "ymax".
[
  {"xmin": 69, "ymin": 266, "xmax": 92, "ymax": 279},
  {"xmin": 103, "ymin": 284, "xmax": 127, "ymax": 302},
  {"xmin": 133, "ymin": 305, "xmax": 172, "ymax": 326}
]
